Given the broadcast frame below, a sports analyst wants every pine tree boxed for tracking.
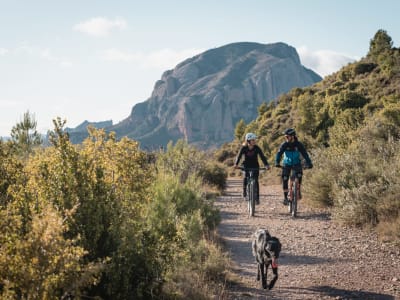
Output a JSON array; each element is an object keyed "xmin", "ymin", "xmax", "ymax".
[
  {"xmin": 234, "ymin": 119, "xmax": 246, "ymax": 141},
  {"xmin": 368, "ymin": 29, "xmax": 393, "ymax": 59},
  {"xmin": 11, "ymin": 110, "xmax": 42, "ymax": 155}
]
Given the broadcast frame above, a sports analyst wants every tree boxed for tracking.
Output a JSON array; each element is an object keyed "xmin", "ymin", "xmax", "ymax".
[
  {"xmin": 11, "ymin": 110, "xmax": 42, "ymax": 155},
  {"xmin": 234, "ymin": 119, "xmax": 246, "ymax": 141},
  {"xmin": 257, "ymin": 102, "xmax": 268, "ymax": 116},
  {"xmin": 368, "ymin": 29, "xmax": 393, "ymax": 59}
]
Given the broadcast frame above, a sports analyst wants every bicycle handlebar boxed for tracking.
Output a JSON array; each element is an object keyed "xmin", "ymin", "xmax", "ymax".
[
  {"xmin": 275, "ymin": 164, "xmax": 312, "ymax": 169},
  {"xmin": 236, "ymin": 166, "xmax": 268, "ymax": 171}
]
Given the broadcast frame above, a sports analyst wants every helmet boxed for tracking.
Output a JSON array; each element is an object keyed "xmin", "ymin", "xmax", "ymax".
[
  {"xmin": 283, "ymin": 128, "xmax": 296, "ymax": 136},
  {"xmin": 245, "ymin": 132, "xmax": 257, "ymax": 141}
]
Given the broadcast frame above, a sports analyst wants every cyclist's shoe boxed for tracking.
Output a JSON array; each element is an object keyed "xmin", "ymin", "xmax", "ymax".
[{"xmin": 283, "ymin": 197, "xmax": 289, "ymax": 206}]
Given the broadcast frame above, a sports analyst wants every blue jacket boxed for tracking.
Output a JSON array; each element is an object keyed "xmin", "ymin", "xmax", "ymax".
[{"xmin": 275, "ymin": 139, "xmax": 312, "ymax": 167}]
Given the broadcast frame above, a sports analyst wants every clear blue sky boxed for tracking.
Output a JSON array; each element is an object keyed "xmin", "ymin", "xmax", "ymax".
[{"xmin": 1, "ymin": 0, "xmax": 399, "ymax": 137}]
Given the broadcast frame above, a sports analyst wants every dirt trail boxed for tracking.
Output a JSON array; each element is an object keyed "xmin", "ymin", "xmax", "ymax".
[{"xmin": 216, "ymin": 178, "xmax": 400, "ymax": 300}]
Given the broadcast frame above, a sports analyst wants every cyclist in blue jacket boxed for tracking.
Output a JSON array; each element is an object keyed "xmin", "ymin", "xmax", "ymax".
[
  {"xmin": 275, "ymin": 128, "xmax": 313, "ymax": 205},
  {"xmin": 234, "ymin": 133, "xmax": 270, "ymax": 204}
]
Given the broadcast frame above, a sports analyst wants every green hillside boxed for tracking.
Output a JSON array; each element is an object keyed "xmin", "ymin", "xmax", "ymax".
[{"xmin": 220, "ymin": 30, "xmax": 400, "ymax": 241}]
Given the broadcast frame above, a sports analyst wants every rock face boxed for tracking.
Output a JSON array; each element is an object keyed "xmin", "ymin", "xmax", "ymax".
[{"xmin": 70, "ymin": 42, "xmax": 322, "ymax": 148}]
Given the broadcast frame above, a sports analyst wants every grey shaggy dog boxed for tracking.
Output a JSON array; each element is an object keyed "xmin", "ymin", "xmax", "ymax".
[{"xmin": 252, "ymin": 228, "xmax": 281, "ymax": 289}]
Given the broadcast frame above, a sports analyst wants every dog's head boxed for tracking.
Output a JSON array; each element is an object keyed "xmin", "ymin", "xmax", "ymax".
[{"xmin": 265, "ymin": 237, "xmax": 281, "ymax": 259}]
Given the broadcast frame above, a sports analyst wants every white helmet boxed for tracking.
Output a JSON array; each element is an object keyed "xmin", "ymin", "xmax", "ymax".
[{"xmin": 245, "ymin": 132, "xmax": 257, "ymax": 141}]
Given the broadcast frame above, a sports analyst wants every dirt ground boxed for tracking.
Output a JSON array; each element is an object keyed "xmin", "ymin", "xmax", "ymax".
[{"xmin": 215, "ymin": 177, "xmax": 400, "ymax": 300}]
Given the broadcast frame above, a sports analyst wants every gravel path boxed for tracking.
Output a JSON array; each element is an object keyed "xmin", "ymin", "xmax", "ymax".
[{"xmin": 216, "ymin": 178, "xmax": 400, "ymax": 300}]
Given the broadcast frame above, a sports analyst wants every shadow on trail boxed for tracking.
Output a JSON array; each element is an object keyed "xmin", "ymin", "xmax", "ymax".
[
  {"xmin": 280, "ymin": 253, "xmax": 351, "ymax": 266},
  {"xmin": 275, "ymin": 210, "xmax": 331, "ymax": 221},
  {"xmin": 295, "ymin": 211, "xmax": 331, "ymax": 221},
  {"xmin": 218, "ymin": 223, "xmax": 254, "ymax": 239},
  {"xmin": 282, "ymin": 285, "xmax": 396, "ymax": 300},
  {"xmin": 225, "ymin": 179, "xmax": 242, "ymax": 187},
  {"xmin": 218, "ymin": 209, "xmax": 242, "ymax": 220}
]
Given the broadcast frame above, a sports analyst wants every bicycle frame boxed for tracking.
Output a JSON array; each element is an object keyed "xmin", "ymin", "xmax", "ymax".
[
  {"xmin": 277, "ymin": 164, "xmax": 310, "ymax": 218},
  {"xmin": 288, "ymin": 171, "xmax": 300, "ymax": 218},
  {"xmin": 240, "ymin": 167, "xmax": 266, "ymax": 217}
]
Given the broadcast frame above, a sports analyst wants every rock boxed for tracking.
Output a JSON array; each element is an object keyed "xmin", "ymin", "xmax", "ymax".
[{"xmin": 110, "ymin": 42, "xmax": 322, "ymax": 149}]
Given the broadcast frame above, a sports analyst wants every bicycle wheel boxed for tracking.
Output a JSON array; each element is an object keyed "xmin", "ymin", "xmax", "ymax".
[
  {"xmin": 288, "ymin": 179, "xmax": 293, "ymax": 213},
  {"xmin": 248, "ymin": 180, "xmax": 255, "ymax": 217},
  {"xmin": 292, "ymin": 180, "xmax": 298, "ymax": 218}
]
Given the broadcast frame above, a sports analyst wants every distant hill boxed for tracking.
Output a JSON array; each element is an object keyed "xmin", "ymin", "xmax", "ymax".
[
  {"xmin": 68, "ymin": 42, "xmax": 322, "ymax": 148},
  {"xmin": 66, "ymin": 120, "xmax": 113, "ymax": 133}
]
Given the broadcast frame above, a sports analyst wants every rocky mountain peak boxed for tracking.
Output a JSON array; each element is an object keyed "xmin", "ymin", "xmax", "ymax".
[{"xmin": 71, "ymin": 42, "xmax": 322, "ymax": 148}]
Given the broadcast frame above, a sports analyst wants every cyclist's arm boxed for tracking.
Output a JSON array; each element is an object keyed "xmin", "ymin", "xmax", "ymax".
[
  {"xmin": 256, "ymin": 146, "xmax": 270, "ymax": 167},
  {"xmin": 234, "ymin": 147, "xmax": 244, "ymax": 167},
  {"xmin": 297, "ymin": 142, "xmax": 312, "ymax": 166}
]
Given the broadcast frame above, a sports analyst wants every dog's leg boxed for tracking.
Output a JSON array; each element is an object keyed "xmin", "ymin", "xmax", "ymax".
[
  {"xmin": 268, "ymin": 263, "xmax": 278, "ymax": 290},
  {"xmin": 257, "ymin": 263, "xmax": 261, "ymax": 281},
  {"xmin": 261, "ymin": 263, "xmax": 267, "ymax": 289}
]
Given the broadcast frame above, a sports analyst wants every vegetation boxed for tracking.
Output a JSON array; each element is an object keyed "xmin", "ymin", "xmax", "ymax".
[
  {"xmin": 0, "ymin": 121, "xmax": 228, "ymax": 299},
  {"xmin": 225, "ymin": 29, "xmax": 400, "ymax": 242},
  {"xmin": 1, "ymin": 29, "xmax": 399, "ymax": 299},
  {"xmin": 10, "ymin": 110, "xmax": 42, "ymax": 157}
]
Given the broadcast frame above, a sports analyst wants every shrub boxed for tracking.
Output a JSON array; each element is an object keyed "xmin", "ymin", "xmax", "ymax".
[
  {"xmin": 352, "ymin": 62, "xmax": 377, "ymax": 75},
  {"xmin": 199, "ymin": 162, "xmax": 227, "ymax": 192}
]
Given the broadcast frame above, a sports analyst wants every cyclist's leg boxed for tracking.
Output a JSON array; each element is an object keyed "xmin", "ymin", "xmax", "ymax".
[
  {"xmin": 282, "ymin": 166, "xmax": 290, "ymax": 205},
  {"xmin": 294, "ymin": 164, "xmax": 303, "ymax": 199},
  {"xmin": 243, "ymin": 171, "xmax": 248, "ymax": 198},
  {"xmin": 254, "ymin": 170, "xmax": 260, "ymax": 204}
]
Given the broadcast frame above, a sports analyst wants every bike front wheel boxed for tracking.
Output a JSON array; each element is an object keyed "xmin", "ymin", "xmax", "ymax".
[
  {"xmin": 291, "ymin": 180, "xmax": 298, "ymax": 218},
  {"xmin": 248, "ymin": 181, "xmax": 255, "ymax": 217}
]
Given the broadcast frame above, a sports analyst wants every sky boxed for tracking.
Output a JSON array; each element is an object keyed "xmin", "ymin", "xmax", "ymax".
[{"xmin": 1, "ymin": 0, "xmax": 400, "ymax": 137}]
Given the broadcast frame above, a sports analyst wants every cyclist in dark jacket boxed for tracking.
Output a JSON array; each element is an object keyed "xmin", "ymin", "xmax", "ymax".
[
  {"xmin": 275, "ymin": 128, "xmax": 313, "ymax": 205},
  {"xmin": 234, "ymin": 133, "xmax": 270, "ymax": 204}
]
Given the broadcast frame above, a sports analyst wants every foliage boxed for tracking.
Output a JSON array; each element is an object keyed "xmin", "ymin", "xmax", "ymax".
[
  {"xmin": 0, "ymin": 203, "xmax": 102, "ymax": 299},
  {"xmin": 132, "ymin": 140, "xmax": 225, "ymax": 298},
  {"xmin": 198, "ymin": 162, "xmax": 227, "ymax": 192},
  {"xmin": 221, "ymin": 30, "xmax": 400, "ymax": 241},
  {"xmin": 1, "ymin": 122, "xmax": 227, "ymax": 299},
  {"xmin": 368, "ymin": 29, "xmax": 393, "ymax": 59},
  {"xmin": 234, "ymin": 119, "xmax": 246, "ymax": 141},
  {"xmin": 10, "ymin": 110, "xmax": 42, "ymax": 157}
]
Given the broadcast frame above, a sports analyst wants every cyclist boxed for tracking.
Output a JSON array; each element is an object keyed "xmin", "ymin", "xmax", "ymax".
[
  {"xmin": 275, "ymin": 128, "xmax": 313, "ymax": 205},
  {"xmin": 234, "ymin": 133, "xmax": 270, "ymax": 204}
]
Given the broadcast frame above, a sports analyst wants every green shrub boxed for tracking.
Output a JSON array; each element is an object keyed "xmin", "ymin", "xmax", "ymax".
[
  {"xmin": 199, "ymin": 162, "xmax": 227, "ymax": 192},
  {"xmin": 352, "ymin": 62, "xmax": 377, "ymax": 75}
]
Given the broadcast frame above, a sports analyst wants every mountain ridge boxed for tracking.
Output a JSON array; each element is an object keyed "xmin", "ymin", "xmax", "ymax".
[{"xmin": 68, "ymin": 42, "xmax": 322, "ymax": 148}]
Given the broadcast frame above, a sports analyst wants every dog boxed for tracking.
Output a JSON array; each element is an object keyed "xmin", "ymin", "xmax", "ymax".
[{"xmin": 252, "ymin": 228, "xmax": 281, "ymax": 289}]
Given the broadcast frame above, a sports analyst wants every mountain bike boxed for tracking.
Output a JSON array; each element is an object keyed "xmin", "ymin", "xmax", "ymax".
[
  {"xmin": 277, "ymin": 165, "xmax": 310, "ymax": 218},
  {"xmin": 287, "ymin": 168, "xmax": 300, "ymax": 218},
  {"xmin": 239, "ymin": 167, "xmax": 266, "ymax": 217}
]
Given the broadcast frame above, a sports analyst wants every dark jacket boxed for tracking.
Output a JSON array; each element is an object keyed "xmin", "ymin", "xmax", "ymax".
[
  {"xmin": 235, "ymin": 145, "xmax": 269, "ymax": 168},
  {"xmin": 275, "ymin": 139, "xmax": 312, "ymax": 167}
]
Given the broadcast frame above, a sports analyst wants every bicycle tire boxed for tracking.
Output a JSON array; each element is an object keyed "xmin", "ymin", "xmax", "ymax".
[
  {"xmin": 292, "ymin": 179, "xmax": 298, "ymax": 218},
  {"xmin": 288, "ymin": 179, "xmax": 293, "ymax": 214},
  {"xmin": 248, "ymin": 180, "xmax": 255, "ymax": 217}
]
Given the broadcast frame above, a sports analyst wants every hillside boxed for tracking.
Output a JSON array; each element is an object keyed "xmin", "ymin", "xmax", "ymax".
[{"xmin": 217, "ymin": 29, "xmax": 400, "ymax": 241}]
